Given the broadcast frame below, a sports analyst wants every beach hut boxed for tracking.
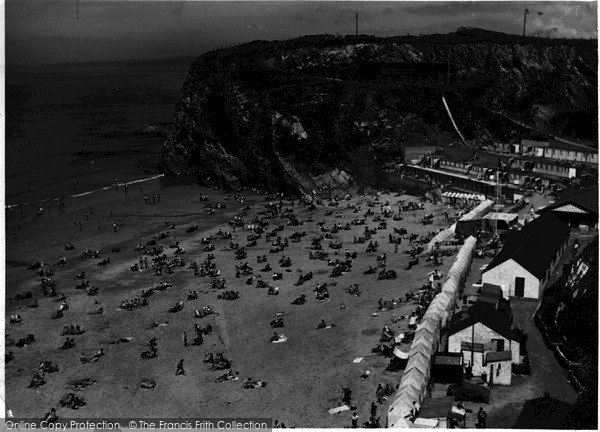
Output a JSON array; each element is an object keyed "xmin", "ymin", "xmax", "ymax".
[
  {"xmin": 411, "ymin": 334, "xmax": 435, "ymax": 354},
  {"xmin": 411, "ymin": 342, "xmax": 434, "ymax": 361},
  {"xmin": 426, "ymin": 227, "xmax": 456, "ymax": 253},
  {"xmin": 400, "ymin": 368, "xmax": 428, "ymax": 401},
  {"xmin": 387, "ymin": 398, "xmax": 414, "ymax": 428},
  {"xmin": 414, "ymin": 326, "xmax": 438, "ymax": 352},
  {"xmin": 398, "ymin": 374, "xmax": 424, "ymax": 401},
  {"xmin": 416, "ymin": 317, "xmax": 439, "ymax": 336},
  {"xmin": 405, "ymin": 350, "xmax": 431, "ymax": 374}
]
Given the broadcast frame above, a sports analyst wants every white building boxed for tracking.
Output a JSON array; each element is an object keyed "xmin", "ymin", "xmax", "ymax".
[
  {"xmin": 482, "ymin": 213, "xmax": 570, "ymax": 299},
  {"xmin": 447, "ymin": 302, "xmax": 521, "ymax": 385}
]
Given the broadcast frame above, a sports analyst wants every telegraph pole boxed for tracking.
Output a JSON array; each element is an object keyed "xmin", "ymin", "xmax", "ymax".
[
  {"xmin": 522, "ymin": 8, "xmax": 529, "ymax": 37},
  {"xmin": 355, "ymin": 13, "xmax": 358, "ymax": 36},
  {"xmin": 495, "ymin": 169, "xmax": 500, "ymax": 236}
]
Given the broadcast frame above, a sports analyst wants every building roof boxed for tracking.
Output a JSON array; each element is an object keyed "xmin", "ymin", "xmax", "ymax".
[
  {"xmin": 538, "ymin": 184, "xmax": 598, "ymax": 217},
  {"xmin": 513, "ymin": 396, "xmax": 573, "ymax": 429},
  {"xmin": 483, "ymin": 213, "xmax": 570, "ymax": 279},
  {"xmin": 441, "ymin": 147, "xmax": 477, "ymax": 163},
  {"xmin": 417, "ymin": 397, "xmax": 455, "ymax": 419},
  {"xmin": 448, "ymin": 302, "xmax": 513, "ymax": 340},
  {"xmin": 478, "ymin": 283, "xmax": 502, "ymax": 305},
  {"xmin": 482, "ymin": 213, "xmax": 519, "ymax": 222},
  {"xmin": 549, "ymin": 137, "xmax": 598, "ymax": 154},
  {"xmin": 434, "ymin": 354, "xmax": 463, "ymax": 366},
  {"xmin": 521, "ymin": 137, "xmax": 550, "ymax": 146},
  {"xmin": 485, "ymin": 350, "xmax": 512, "ymax": 363},
  {"xmin": 480, "ymin": 283, "xmax": 503, "ymax": 299},
  {"xmin": 478, "ymin": 293, "xmax": 499, "ymax": 306}
]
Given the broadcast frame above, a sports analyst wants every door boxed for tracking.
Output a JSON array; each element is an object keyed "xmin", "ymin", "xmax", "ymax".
[{"xmin": 515, "ymin": 277, "xmax": 525, "ymax": 297}]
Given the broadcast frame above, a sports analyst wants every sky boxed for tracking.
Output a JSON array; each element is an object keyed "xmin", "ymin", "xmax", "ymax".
[{"xmin": 5, "ymin": 0, "xmax": 598, "ymax": 65}]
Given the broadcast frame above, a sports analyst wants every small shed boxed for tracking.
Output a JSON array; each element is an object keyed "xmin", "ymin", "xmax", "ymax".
[
  {"xmin": 482, "ymin": 213, "xmax": 519, "ymax": 232},
  {"xmin": 478, "ymin": 283, "xmax": 503, "ymax": 308},
  {"xmin": 415, "ymin": 396, "xmax": 455, "ymax": 428},
  {"xmin": 455, "ymin": 219, "xmax": 481, "ymax": 237},
  {"xmin": 432, "ymin": 353, "xmax": 464, "ymax": 384}
]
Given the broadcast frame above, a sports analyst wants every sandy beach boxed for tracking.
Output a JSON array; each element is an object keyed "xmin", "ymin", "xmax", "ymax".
[{"xmin": 6, "ymin": 180, "xmax": 457, "ymax": 427}]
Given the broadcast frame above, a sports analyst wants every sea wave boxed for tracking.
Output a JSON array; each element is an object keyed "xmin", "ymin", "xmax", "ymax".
[{"xmin": 6, "ymin": 174, "xmax": 165, "ymax": 208}]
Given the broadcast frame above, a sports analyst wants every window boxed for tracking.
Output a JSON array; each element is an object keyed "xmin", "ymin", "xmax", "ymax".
[{"xmin": 492, "ymin": 339, "xmax": 505, "ymax": 351}]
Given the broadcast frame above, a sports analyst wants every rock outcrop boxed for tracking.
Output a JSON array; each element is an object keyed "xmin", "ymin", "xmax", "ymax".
[{"xmin": 161, "ymin": 30, "xmax": 597, "ymax": 195}]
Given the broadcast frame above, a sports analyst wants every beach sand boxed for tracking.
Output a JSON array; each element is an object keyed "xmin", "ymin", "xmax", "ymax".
[{"xmin": 6, "ymin": 180, "xmax": 456, "ymax": 427}]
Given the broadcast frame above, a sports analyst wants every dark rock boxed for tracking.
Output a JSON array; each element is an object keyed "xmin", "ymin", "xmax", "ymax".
[{"xmin": 161, "ymin": 33, "xmax": 597, "ymax": 196}]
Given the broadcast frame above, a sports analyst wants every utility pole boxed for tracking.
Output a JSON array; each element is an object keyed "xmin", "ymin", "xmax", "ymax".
[
  {"xmin": 522, "ymin": 8, "xmax": 529, "ymax": 37},
  {"xmin": 355, "ymin": 13, "xmax": 358, "ymax": 36},
  {"xmin": 495, "ymin": 169, "xmax": 500, "ymax": 237}
]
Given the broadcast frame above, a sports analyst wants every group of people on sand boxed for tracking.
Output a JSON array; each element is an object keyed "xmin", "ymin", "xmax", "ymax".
[{"xmin": 12, "ymin": 184, "xmax": 455, "ymax": 426}]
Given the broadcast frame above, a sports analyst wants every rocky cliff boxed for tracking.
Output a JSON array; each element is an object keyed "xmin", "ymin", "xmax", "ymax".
[
  {"xmin": 161, "ymin": 30, "xmax": 597, "ymax": 195},
  {"xmin": 536, "ymin": 236, "xmax": 598, "ymax": 429}
]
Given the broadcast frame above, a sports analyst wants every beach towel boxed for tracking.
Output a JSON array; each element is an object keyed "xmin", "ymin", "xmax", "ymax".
[
  {"xmin": 414, "ymin": 418, "xmax": 439, "ymax": 427},
  {"xmin": 328, "ymin": 405, "xmax": 350, "ymax": 415},
  {"xmin": 353, "ymin": 358, "xmax": 363, "ymax": 363},
  {"xmin": 272, "ymin": 335, "xmax": 288, "ymax": 344}
]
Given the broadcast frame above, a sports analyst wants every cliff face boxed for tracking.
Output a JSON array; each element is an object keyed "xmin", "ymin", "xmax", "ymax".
[
  {"xmin": 161, "ymin": 31, "xmax": 597, "ymax": 194},
  {"xmin": 536, "ymin": 237, "xmax": 598, "ymax": 429}
]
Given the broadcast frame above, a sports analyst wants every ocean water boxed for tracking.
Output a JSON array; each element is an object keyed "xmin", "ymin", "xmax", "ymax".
[{"xmin": 5, "ymin": 59, "xmax": 194, "ymax": 205}]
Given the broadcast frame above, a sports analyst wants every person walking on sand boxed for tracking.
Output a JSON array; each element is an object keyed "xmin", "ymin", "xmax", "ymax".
[
  {"xmin": 183, "ymin": 331, "xmax": 188, "ymax": 347},
  {"xmin": 342, "ymin": 387, "xmax": 352, "ymax": 405},
  {"xmin": 125, "ymin": 183, "xmax": 128, "ymax": 196},
  {"xmin": 371, "ymin": 402, "xmax": 377, "ymax": 418},
  {"xmin": 113, "ymin": 223, "xmax": 117, "ymax": 233},
  {"xmin": 176, "ymin": 359, "xmax": 185, "ymax": 375},
  {"xmin": 140, "ymin": 187, "xmax": 143, "ymax": 196},
  {"xmin": 351, "ymin": 412, "xmax": 359, "ymax": 429}
]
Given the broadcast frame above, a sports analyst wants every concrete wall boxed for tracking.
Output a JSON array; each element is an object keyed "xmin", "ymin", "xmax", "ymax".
[
  {"xmin": 463, "ymin": 350, "xmax": 485, "ymax": 376},
  {"xmin": 482, "ymin": 259, "xmax": 540, "ymax": 299},
  {"xmin": 486, "ymin": 359, "xmax": 511, "ymax": 385}
]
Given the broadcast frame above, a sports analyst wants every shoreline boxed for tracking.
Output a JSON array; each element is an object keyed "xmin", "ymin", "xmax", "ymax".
[{"xmin": 5, "ymin": 174, "xmax": 165, "ymax": 209}]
